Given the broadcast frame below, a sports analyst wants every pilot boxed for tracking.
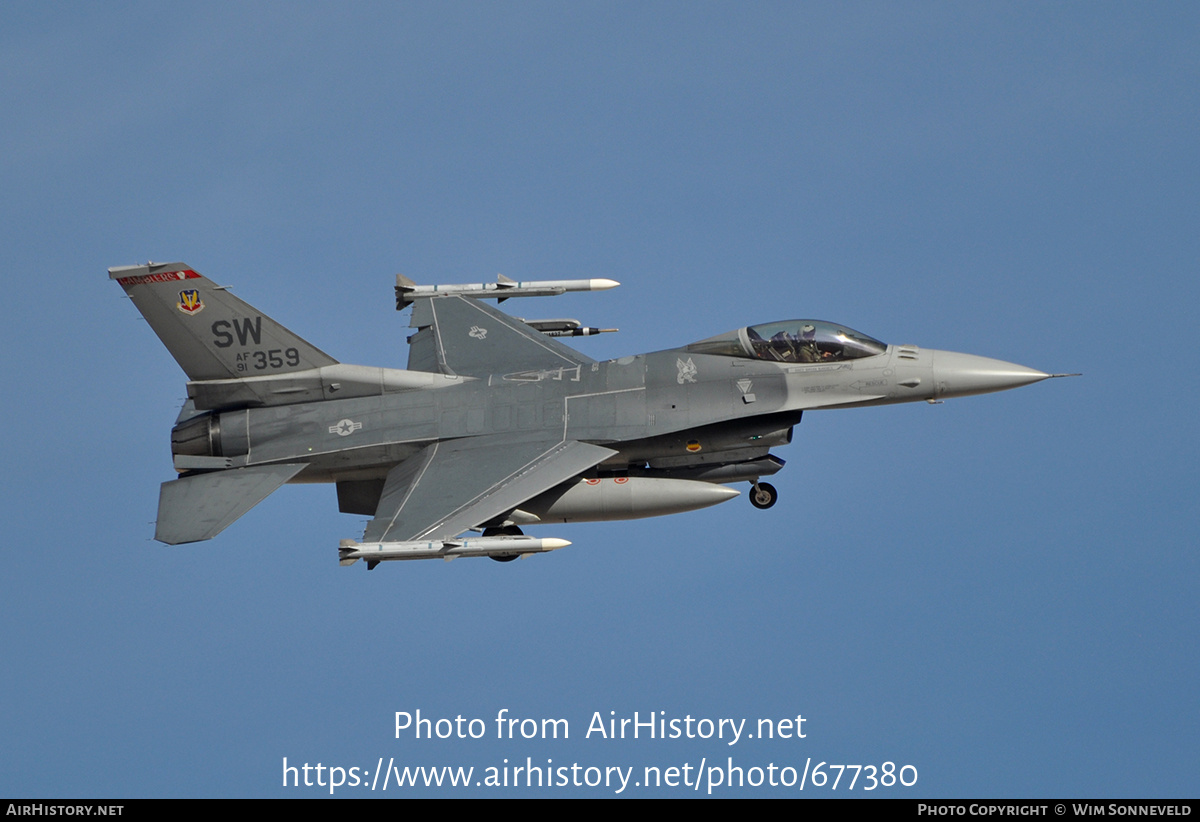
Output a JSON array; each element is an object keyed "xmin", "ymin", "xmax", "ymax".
[{"xmin": 796, "ymin": 324, "xmax": 821, "ymax": 363}]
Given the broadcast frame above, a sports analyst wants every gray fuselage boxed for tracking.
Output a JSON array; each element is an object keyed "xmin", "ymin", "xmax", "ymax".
[{"xmin": 182, "ymin": 342, "xmax": 944, "ymax": 485}]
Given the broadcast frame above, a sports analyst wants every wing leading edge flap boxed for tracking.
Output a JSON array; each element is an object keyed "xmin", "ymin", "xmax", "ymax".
[
  {"xmin": 364, "ymin": 437, "xmax": 617, "ymax": 543},
  {"xmin": 407, "ymin": 295, "xmax": 594, "ymax": 377},
  {"xmin": 155, "ymin": 463, "xmax": 307, "ymax": 545}
]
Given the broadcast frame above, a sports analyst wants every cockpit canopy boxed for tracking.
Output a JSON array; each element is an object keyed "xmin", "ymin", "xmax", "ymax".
[{"xmin": 686, "ymin": 320, "xmax": 887, "ymax": 364}]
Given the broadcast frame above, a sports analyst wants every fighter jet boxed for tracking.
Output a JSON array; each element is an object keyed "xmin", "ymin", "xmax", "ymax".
[{"xmin": 111, "ymin": 263, "xmax": 1072, "ymax": 567}]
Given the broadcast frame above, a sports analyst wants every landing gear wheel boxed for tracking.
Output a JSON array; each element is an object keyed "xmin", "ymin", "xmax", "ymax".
[
  {"xmin": 750, "ymin": 482, "xmax": 778, "ymax": 510},
  {"xmin": 484, "ymin": 525, "xmax": 523, "ymax": 562},
  {"xmin": 483, "ymin": 525, "xmax": 523, "ymax": 537}
]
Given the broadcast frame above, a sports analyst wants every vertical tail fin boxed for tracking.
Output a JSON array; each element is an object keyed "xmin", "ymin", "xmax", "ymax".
[{"xmin": 110, "ymin": 262, "xmax": 337, "ymax": 381}]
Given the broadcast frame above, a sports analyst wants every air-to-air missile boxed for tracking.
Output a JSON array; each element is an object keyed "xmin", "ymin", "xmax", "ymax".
[{"xmin": 395, "ymin": 273, "xmax": 620, "ymax": 308}]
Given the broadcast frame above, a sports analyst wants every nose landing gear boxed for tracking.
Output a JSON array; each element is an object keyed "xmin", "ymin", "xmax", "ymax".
[{"xmin": 749, "ymin": 482, "xmax": 778, "ymax": 510}]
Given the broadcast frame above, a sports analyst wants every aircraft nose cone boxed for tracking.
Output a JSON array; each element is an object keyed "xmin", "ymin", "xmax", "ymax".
[{"xmin": 932, "ymin": 350, "xmax": 1050, "ymax": 399}]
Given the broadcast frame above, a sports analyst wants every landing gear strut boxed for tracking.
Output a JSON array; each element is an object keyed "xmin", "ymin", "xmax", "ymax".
[
  {"xmin": 482, "ymin": 525, "xmax": 523, "ymax": 562},
  {"xmin": 750, "ymin": 482, "xmax": 778, "ymax": 510}
]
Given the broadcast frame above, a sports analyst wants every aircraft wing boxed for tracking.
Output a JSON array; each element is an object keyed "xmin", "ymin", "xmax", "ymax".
[
  {"xmin": 407, "ymin": 295, "xmax": 595, "ymax": 377},
  {"xmin": 363, "ymin": 436, "xmax": 617, "ymax": 543}
]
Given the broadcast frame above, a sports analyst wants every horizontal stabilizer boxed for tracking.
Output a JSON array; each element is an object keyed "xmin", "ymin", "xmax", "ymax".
[{"xmin": 155, "ymin": 463, "xmax": 307, "ymax": 545}]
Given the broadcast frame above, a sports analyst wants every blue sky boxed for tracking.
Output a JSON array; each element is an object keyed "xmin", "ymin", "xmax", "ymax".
[{"xmin": 2, "ymin": 2, "xmax": 1197, "ymax": 797}]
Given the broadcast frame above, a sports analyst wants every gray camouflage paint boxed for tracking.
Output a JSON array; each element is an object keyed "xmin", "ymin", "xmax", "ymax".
[{"xmin": 111, "ymin": 262, "xmax": 1062, "ymax": 557}]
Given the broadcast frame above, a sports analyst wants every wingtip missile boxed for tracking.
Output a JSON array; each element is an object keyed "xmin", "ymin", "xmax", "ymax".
[
  {"xmin": 338, "ymin": 535, "xmax": 573, "ymax": 564},
  {"xmin": 395, "ymin": 275, "xmax": 620, "ymax": 309}
]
